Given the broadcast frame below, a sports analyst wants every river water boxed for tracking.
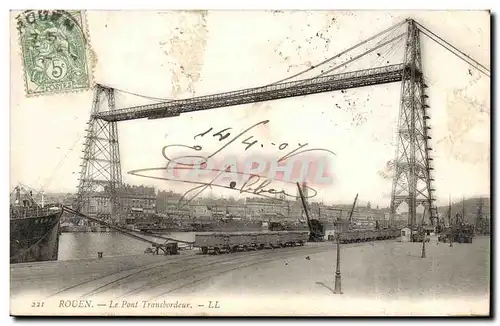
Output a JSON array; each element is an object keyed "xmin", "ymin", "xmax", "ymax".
[
  {"xmin": 58, "ymin": 228, "xmax": 335, "ymax": 261},
  {"xmin": 57, "ymin": 231, "xmax": 197, "ymax": 261}
]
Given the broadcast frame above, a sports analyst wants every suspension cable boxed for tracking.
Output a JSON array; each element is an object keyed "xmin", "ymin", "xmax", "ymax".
[
  {"xmin": 415, "ymin": 21, "xmax": 490, "ymax": 77},
  {"xmin": 313, "ymin": 33, "xmax": 405, "ymax": 79},
  {"xmin": 113, "ymin": 87, "xmax": 175, "ymax": 102},
  {"xmin": 99, "ymin": 19, "xmax": 409, "ymax": 103},
  {"xmin": 271, "ymin": 19, "xmax": 409, "ymax": 83}
]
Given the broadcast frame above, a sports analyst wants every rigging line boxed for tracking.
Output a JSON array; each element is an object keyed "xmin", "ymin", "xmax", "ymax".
[
  {"xmin": 18, "ymin": 183, "xmax": 44, "ymax": 198},
  {"xmin": 313, "ymin": 32, "xmax": 405, "ymax": 80},
  {"xmin": 41, "ymin": 133, "xmax": 85, "ymax": 191},
  {"xmin": 415, "ymin": 22, "xmax": 490, "ymax": 77},
  {"xmin": 9, "ymin": 187, "xmax": 19, "ymax": 196},
  {"xmin": 269, "ymin": 19, "xmax": 409, "ymax": 84}
]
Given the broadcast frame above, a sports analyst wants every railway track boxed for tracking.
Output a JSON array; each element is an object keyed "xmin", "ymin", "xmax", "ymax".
[
  {"xmin": 79, "ymin": 243, "xmax": 347, "ymax": 300},
  {"xmin": 119, "ymin": 247, "xmax": 319, "ymax": 300},
  {"xmin": 143, "ymin": 240, "xmax": 397, "ymax": 300},
  {"xmin": 42, "ymin": 240, "xmax": 397, "ymax": 300},
  {"xmin": 47, "ymin": 254, "xmax": 201, "ymax": 299},
  {"xmin": 144, "ymin": 247, "xmax": 324, "ymax": 301},
  {"xmin": 48, "ymin": 246, "xmax": 302, "ymax": 298},
  {"xmin": 80, "ymin": 253, "xmax": 254, "ymax": 298}
]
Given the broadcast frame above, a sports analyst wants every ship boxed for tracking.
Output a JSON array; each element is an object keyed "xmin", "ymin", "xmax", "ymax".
[
  {"xmin": 10, "ymin": 186, "xmax": 63, "ymax": 264},
  {"xmin": 437, "ymin": 197, "xmax": 475, "ymax": 244},
  {"xmin": 438, "ymin": 223, "xmax": 475, "ymax": 244}
]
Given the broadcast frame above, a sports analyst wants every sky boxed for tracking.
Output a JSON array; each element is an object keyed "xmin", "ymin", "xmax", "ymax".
[{"xmin": 10, "ymin": 10, "xmax": 490, "ymax": 207}]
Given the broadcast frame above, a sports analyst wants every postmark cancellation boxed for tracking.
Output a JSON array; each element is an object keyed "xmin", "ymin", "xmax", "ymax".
[{"xmin": 15, "ymin": 10, "xmax": 93, "ymax": 96}]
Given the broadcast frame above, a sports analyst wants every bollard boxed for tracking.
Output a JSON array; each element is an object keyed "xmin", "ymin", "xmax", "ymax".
[
  {"xmin": 98, "ymin": 252, "xmax": 103, "ymax": 259},
  {"xmin": 421, "ymin": 237, "xmax": 426, "ymax": 258},
  {"xmin": 333, "ymin": 233, "xmax": 343, "ymax": 294}
]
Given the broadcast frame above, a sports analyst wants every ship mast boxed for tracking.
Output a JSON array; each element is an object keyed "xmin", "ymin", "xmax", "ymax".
[
  {"xmin": 15, "ymin": 186, "xmax": 21, "ymax": 205},
  {"xmin": 476, "ymin": 197, "xmax": 484, "ymax": 234},
  {"xmin": 348, "ymin": 194, "xmax": 359, "ymax": 230},
  {"xmin": 449, "ymin": 195, "xmax": 453, "ymax": 247},
  {"xmin": 461, "ymin": 196, "xmax": 465, "ymax": 224},
  {"xmin": 447, "ymin": 194, "xmax": 452, "ymax": 227}
]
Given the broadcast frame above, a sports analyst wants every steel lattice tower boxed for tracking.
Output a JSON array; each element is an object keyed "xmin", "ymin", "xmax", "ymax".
[
  {"xmin": 75, "ymin": 85, "xmax": 122, "ymax": 222},
  {"xmin": 390, "ymin": 20, "xmax": 437, "ymax": 227}
]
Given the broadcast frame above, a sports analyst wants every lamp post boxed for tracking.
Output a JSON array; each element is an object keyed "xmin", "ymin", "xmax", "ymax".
[
  {"xmin": 421, "ymin": 228, "xmax": 426, "ymax": 258},
  {"xmin": 448, "ymin": 195, "xmax": 453, "ymax": 247},
  {"xmin": 333, "ymin": 231, "xmax": 342, "ymax": 294}
]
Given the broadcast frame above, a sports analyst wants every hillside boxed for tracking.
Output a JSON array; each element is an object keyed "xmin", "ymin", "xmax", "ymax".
[{"xmin": 436, "ymin": 197, "xmax": 491, "ymax": 225}]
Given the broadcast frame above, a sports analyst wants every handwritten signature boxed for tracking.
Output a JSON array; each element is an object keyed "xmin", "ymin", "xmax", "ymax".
[
  {"xmin": 128, "ymin": 166, "xmax": 319, "ymax": 209},
  {"xmin": 129, "ymin": 120, "xmax": 335, "ymax": 208}
]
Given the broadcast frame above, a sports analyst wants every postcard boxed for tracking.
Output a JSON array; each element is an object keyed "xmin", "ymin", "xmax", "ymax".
[{"xmin": 10, "ymin": 10, "xmax": 490, "ymax": 316}]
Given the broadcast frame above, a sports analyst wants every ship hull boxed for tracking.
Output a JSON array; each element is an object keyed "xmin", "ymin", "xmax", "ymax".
[{"xmin": 10, "ymin": 210, "xmax": 62, "ymax": 264}]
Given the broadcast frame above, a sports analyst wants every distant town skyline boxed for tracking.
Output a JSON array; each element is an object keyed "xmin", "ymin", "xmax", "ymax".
[
  {"xmin": 11, "ymin": 11, "xmax": 490, "ymax": 209},
  {"xmin": 26, "ymin": 183, "xmax": 490, "ymax": 210}
]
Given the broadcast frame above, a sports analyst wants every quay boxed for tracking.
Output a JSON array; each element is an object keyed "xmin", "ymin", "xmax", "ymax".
[{"xmin": 10, "ymin": 236, "xmax": 490, "ymax": 316}]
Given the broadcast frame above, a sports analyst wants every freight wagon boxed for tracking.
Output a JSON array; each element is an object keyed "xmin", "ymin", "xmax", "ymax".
[
  {"xmin": 195, "ymin": 231, "xmax": 308, "ymax": 255},
  {"xmin": 327, "ymin": 228, "xmax": 399, "ymax": 243}
]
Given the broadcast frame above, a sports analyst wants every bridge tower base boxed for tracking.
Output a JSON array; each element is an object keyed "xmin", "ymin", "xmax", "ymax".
[{"xmin": 75, "ymin": 85, "xmax": 122, "ymax": 223}]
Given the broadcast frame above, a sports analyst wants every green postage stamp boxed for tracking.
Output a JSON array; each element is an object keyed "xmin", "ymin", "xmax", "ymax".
[{"xmin": 16, "ymin": 10, "xmax": 92, "ymax": 96}]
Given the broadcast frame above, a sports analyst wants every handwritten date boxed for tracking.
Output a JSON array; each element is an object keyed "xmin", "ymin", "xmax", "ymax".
[{"xmin": 130, "ymin": 120, "xmax": 335, "ymax": 208}]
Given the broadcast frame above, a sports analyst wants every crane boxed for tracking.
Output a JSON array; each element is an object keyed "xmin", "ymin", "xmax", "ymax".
[
  {"xmin": 347, "ymin": 193, "xmax": 359, "ymax": 230},
  {"xmin": 296, "ymin": 182, "xmax": 325, "ymax": 242}
]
